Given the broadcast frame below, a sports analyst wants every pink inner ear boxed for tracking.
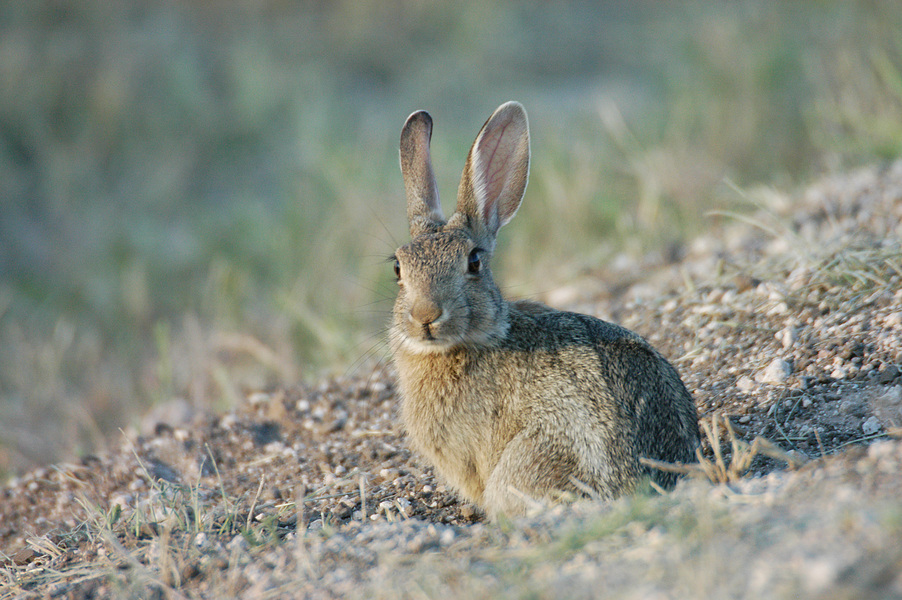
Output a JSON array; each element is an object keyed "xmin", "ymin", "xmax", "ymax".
[
  {"xmin": 478, "ymin": 122, "xmax": 515, "ymax": 227},
  {"xmin": 465, "ymin": 102, "xmax": 529, "ymax": 235}
]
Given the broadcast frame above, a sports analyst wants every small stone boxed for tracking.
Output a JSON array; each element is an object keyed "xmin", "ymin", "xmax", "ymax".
[
  {"xmin": 733, "ymin": 274, "xmax": 759, "ymax": 292},
  {"xmin": 767, "ymin": 301, "xmax": 789, "ymax": 316},
  {"xmin": 877, "ymin": 364, "xmax": 900, "ymax": 384},
  {"xmin": 227, "ymin": 534, "xmax": 249, "ymax": 553},
  {"xmin": 248, "ymin": 392, "xmax": 270, "ymax": 405},
  {"xmin": 757, "ymin": 359, "xmax": 792, "ymax": 384},
  {"xmin": 802, "ymin": 558, "xmax": 841, "ymax": 593},
  {"xmin": 862, "ymin": 416, "xmax": 882, "ymax": 436},
  {"xmin": 407, "ymin": 537, "xmax": 425, "ymax": 553},
  {"xmin": 11, "ymin": 547, "xmax": 37, "ymax": 565},
  {"xmin": 776, "ymin": 326, "xmax": 799, "ymax": 350},
  {"xmin": 110, "ymin": 493, "xmax": 133, "ymax": 511},
  {"xmin": 439, "ymin": 528, "xmax": 455, "ymax": 546},
  {"xmin": 736, "ymin": 376, "xmax": 756, "ymax": 392},
  {"xmin": 786, "ymin": 450, "xmax": 808, "ymax": 466},
  {"xmin": 379, "ymin": 467, "xmax": 400, "ymax": 482}
]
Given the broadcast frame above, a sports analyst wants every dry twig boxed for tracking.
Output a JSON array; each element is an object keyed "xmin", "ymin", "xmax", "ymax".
[{"xmin": 641, "ymin": 412, "xmax": 808, "ymax": 486}]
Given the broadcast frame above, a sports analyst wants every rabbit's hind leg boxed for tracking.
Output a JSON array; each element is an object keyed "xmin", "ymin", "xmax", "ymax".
[{"xmin": 482, "ymin": 427, "xmax": 580, "ymax": 519}]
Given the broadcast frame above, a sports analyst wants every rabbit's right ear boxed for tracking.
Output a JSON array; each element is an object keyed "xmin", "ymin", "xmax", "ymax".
[
  {"xmin": 457, "ymin": 102, "xmax": 530, "ymax": 244},
  {"xmin": 400, "ymin": 110, "xmax": 445, "ymax": 237}
]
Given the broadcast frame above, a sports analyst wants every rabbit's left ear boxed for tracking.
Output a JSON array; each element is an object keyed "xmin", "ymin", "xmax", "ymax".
[
  {"xmin": 401, "ymin": 110, "xmax": 445, "ymax": 237},
  {"xmin": 457, "ymin": 102, "xmax": 530, "ymax": 241}
]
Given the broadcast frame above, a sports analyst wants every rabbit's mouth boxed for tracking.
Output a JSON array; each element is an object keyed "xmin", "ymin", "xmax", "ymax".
[
  {"xmin": 393, "ymin": 318, "xmax": 509, "ymax": 355},
  {"xmin": 397, "ymin": 329, "xmax": 463, "ymax": 354},
  {"xmin": 392, "ymin": 315, "xmax": 467, "ymax": 353},
  {"xmin": 421, "ymin": 323, "xmax": 438, "ymax": 342}
]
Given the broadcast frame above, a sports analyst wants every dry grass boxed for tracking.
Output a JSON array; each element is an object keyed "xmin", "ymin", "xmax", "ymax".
[
  {"xmin": 709, "ymin": 184, "xmax": 902, "ymax": 301},
  {"xmin": 641, "ymin": 413, "xmax": 808, "ymax": 487},
  {"xmin": 0, "ymin": 413, "xmax": 816, "ymax": 598},
  {"xmin": 0, "ymin": 458, "xmax": 290, "ymax": 599}
]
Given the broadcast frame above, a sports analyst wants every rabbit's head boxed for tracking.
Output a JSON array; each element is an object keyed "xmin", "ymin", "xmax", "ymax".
[{"xmin": 390, "ymin": 102, "xmax": 530, "ymax": 354}]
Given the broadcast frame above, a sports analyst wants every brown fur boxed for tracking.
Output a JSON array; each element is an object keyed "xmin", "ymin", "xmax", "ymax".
[{"xmin": 391, "ymin": 102, "xmax": 699, "ymax": 518}]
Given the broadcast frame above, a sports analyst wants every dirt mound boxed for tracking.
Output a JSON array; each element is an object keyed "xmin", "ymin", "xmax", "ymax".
[{"xmin": 2, "ymin": 163, "xmax": 901, "ymax": 599}]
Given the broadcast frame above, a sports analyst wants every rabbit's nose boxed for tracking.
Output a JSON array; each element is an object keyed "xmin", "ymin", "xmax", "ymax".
[{"xmin": 410, "ymin": 299, "xmax": 443, "ymax": 326}]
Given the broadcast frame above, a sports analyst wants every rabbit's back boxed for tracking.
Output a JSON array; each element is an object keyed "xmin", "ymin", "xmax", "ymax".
[{"xmin": 504, "ymin": 307, "xmax": 699, "ymax": 485}]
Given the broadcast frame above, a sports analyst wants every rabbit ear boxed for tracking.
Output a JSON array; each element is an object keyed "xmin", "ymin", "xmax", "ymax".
[
  {"xmin": 400, "ymin": 110, "xmax": 445, "ymax": 237},
  {"xmin": 457, "ymin": 101, "xmax": 530, "ymax": 241}
]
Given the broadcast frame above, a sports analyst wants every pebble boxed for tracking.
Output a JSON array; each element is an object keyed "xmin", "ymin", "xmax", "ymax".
[
  {"xmin": 110, "ymin": 493, "xmax": 133, "ymax": 511},
  {"xmin": 776, "ymin": 326, "xmax": 799, "ymax": 350},
  {"xmin": 227, "ymin": 535, "xmax": 249, "ymax": 553},
  {"xmin": 802, "ymin": 557, "xmax": 841, "ymax": 594},
  {"xmin": 439, "ymin": 528, "xmax": 455, "ymax": 546},
  {"xmin": 736, "ymin": 376, "xmax": 756, "ymax": 393},
  {"xmin": 756, "ymin": 359, "xmax": 792, "ymax": 384},
  {"xmin": 862, "ymin": 416, "xmax": 882, "ymax": 436},
  {"xmin": 877, "ymin": 364, "xmax": 900, "ymax": 384},
  {"xmin": 379, "ymin": 467, "xmax": 400, "ymax": 482},
  {"xmin": 248, "ymin": 392, "xmax": 270, "ymax": 405},
  {"xmin": 459, "ymin": 504, "xmax": 478, "ymax": 519}
]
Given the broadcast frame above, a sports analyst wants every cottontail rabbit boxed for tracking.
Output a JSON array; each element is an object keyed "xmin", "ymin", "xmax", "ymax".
[{"xmin": 390, "ymin": 101, "xmax": 699, "ymax": 518}]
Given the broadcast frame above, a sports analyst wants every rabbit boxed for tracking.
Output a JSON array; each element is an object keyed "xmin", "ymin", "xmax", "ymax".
[{"xmin": 389, "ymin": 101, "xmax": 699, "ymax": 519}]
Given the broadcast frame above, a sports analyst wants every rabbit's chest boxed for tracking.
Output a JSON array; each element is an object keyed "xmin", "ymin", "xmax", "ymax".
[
  {"xmin": 403, "ymin": 384, "xmax": 496, "ymax": 462},
  {"xmin": 395, "ymin": 352, "xmax": 510, "ymax": 499},
  {"xmin": 404, "ymin": 391, "xmax": 499, "ymax": 502}
]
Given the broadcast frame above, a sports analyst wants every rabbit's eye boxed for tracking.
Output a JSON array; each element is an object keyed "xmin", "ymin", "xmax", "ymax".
[
  {"xmin": 468, "ymin": 249, "xmax": 482, "ymax": 274},
  {"xmin": 393, "ymin": 259, "xmax": 401, "ymax": 279}
]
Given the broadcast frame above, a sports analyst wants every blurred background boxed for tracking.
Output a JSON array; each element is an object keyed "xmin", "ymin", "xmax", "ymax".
[{"xmin": 1, "ymin": 0, "xmax": 901, "ymax": 477}]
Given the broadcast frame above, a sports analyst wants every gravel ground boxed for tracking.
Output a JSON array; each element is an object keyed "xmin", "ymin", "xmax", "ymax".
[{"xmin": 2, "ymin": 162, "xmax": 901, "ymax": 599}]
